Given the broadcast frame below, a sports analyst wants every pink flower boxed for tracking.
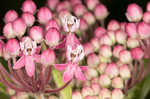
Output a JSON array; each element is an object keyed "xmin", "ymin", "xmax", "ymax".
[
  {"xmin": 143, "ymin": 11, "xmax": 150, "ymax": 24},
  {"xmin": 73, "ymin": 4, "xmax": 87, "ymax": 17},
  {"xmin": 107, "ymin": 20, "xmax": 120, "ymax": 31},
  {"xmin": 83, "ymin": 12, "xmax": 96, "ymax": 25},
  {"xmin": 47, "ymin": 0, "xmax": 59, "ymax": 11},
  {"xmin": 4, "ymin": 10, "xmax": 18, "ymax": 23},
  {"xmin": 131, "ymin": 47, "xmax": 144, "ymax": 60},
  {"xmin": 45, "ymin": 19, "xmax": 60, "ymax": 31},
  {"xmin": 13, "ymin": 37, "xmax": 40, "ymax": 77},
  {"xmin": 61, "ymin": 14, "xmax": 80, "ymax": 32},
  {"xmin": 94, "ymin": 27, "xmax": 106, "ymax": 38},
  {"xmin": 125, "ymin": 22, "xmax": 137, "ymax": 38},
  {"xmin": 85, "ymin": 0, "xmax": 99, "ymax": 10},
  {"xmin": 3, "ymin": 22, "xmax": 15, "ymax": 39}
]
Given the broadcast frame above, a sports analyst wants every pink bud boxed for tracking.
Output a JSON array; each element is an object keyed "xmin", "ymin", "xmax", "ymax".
[
  {"xmin": 79, "ymin": 18, "xmax": 88, "ymax": 31},
  {"xmin": 112, "ymin": 77, "xmax": 124, "ymax": 89},
  {"xmin": 5, "ymin": 39, "xmax": 20, "ymax": 57},
  {"xmin": 21, "ymin": 0, "xmax": 37, "ymax": 14},
  {"xmin": 107, "ymin": 20, "xmax": 120, "ymax": 31},
  {"xmin": 97, "ymin": 63, "xmax": 107, "ymax": 74},
  {"xmin": 125, "ymin": 23, "xmax": 137, "ymax": 38},
  {"xmin": 47, "ymin": 0, "xmax": 59, "ymax": 11},
  {"xmin": 4, "ymin": 10, "xmax": 18, "ymax": 23},
  {"xmin": 99, "ymin": 74, "xmax": 111, "ymax": 88},
  {"xmin": 100, "ymin": 34, "xmax": 113, "ymax": 46},
  {"xmin": 115, "ymin": 29, "xmax": 127, "ymax": 45},
  {"xmin": 113, "ymin": 45, "xmax": 124, "ymax": 58},
  {"xmin": 94, "ymin": 4, "xmax": 109, "ymax": 20},
  {"xmin": 131, "ymin": 47, "xmax": 144, "ymax": 60},
  {"xmin": 90, "ymin": 37, "xmax": 100, "ymax": 51},
  {"xmin": 83, "ymin": 42, "xmax": 94, "ymax": 56},
  {"xmin": 85, "ymin": 0, "xmax": 99, "ymax": 10},
  {"xmin": 70, "ymin": 0, "xmax": 82, "ymax": 7},
  {"xmin": 12, "ymin": 18, "xmax": 27, "ymax": 37},
  {"xmin": 127, "ymin": 37, "xmax": 139, "ymax": 48},
  {"xmin": 99, "ymin": 88, "xmax": 111, "ymax": 99},
  {"xmin": 37, "ymin": 7, "xmax": 52, "ymax": 24},
  {"xmin": 45, "ymin": 28, "xmax": 60, "ymax": 47},
  {"xmin": 91, "ymin": 83, "xmax": 100, "ymax": 95},
  {"xmin": 126, "ymin": 3, "xmax": 143, "ymax": 22},
  {"xmin": 105, "ymin": 63, "xmax": 119, "ymax": 79},
  {"xmin": 112, "ymin": 89, "xmax": 124, "ymax": 99},
  {"xmin": 94, "ymin": 27, "xmax": 106, "ymax": 38},
  {"xmin": 29, "ymin": 26, "xmax": 44, "ymax": 43},
  {"xmin": 137, "ymin": 22, "xmax": 150, "ymax": 39},
  {"xmin": 3, "ymin": 22, "xmax": 15, "ymax": 39},
  {"xmin": 73, "ymin": 4, "xmax": 87, "ymax": 17},
  {"xmin": 45, "ymin": 19, "xmax": 60, "ymax": 31},
  {"xmin": 120, "ymin": 64, "xmax": 131, "ymax": 79},
  {"xmin": 41, "ymin": 49, "xmax": 56, "ymax": 66},
  {"xmin": 85, "ymin": 68, "xmax": 98, "ymax": 80},
  {"xmin": 143, "ymin": 11, "xmax": 150, "ymax": 24},
  {"xmin": 87, "ymin": 53, "xmax": 99, "ymax": 67},
  {"xmin": 119, "ymin": 50, "xmax": 132, "ymax": 64},
  {"xmin": 21, "ymin": 12, "xmax": 35, "ymax": 27},
  {"xmin": 72, "ymin": 91, "xmax": 83, "ymax": 99},
  {"xmin": 120, "ymin": 22, "xmax": 127, "ymax": 31},
  {"xmin": 99, "ymin": 55, "xmax": 111, "ymax": 63},
  {"xmin": 83, "ymin": 12, "xmax": 96, "ymax": 25},
  {"xmin": 56, "ymin": 1, "xmax": 71, "ymax": 12},
  {"xmin": 107, "ymin": 30, "xmax": 116, "ymax": 45},
  {"xmin": 99, "ymin": 45, "xmax": 112, "ymax": 58},
  {"xmin": 82, "ymin": 86, "xmax": 94, "ymax": 97},
  {"xmin": 3, "ymin": 45, "xmax": 11, "ymax": 60},
  {"xmin": 58, "ymin": 9, "xmax": 70, "ymax": 19},
  {"xmin": 146, "ymin": 2, "xmax": 150, "ymax": 11}
]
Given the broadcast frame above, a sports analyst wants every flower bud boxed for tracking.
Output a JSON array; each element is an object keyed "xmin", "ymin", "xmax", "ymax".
[
  {"xmin": 126, "ymin": 3, "xmax": 143, "ymax": 22},
  {"xmin": 99, "ymin": 55, "xmax": 111, "ymax": 63},
  {"xmin": 37, "ymin": 7, "xmax": 52, "ymax": 24},
  {"xmin": 131, "ymin": 47, "xmax": 144, "ymax": 60},
  {"xmin": 79, "ymin": 18, "xmax": 88, "ymax": 31},
  {"xmin": 73, "ymin": 4, "xmax": 87, "ymax": 17},
  {"xmin": 127, "ymin": 37, "xmax": 139, "ymax": 48},
  {"xmin": 90, "ymin": 37, "xmax": 99, "ymax": 52},
  {"xmin": 107, "ymin": 20, "xmax": 120, "ymax": 31},
  {"xmin": 99, "ymin": 45, "xmax": 112, "ymax": 58},
  {"xmin": 22, "ymin": 12, "xmax": 35, "ymax": 27},
  {"xmin": 99, "ymin": 88, "xmax": 111, "ymax": 99},
  {"xmin": 112, "ymin": 77, "xmax": 124, "ymax": 89},
  {"xmin": 119, "ymin": 50, "xmax": 132, "ymax": 64},
  {"xmin": 47, "ymin": 0, "xmax": 59, "ymax": 11},
  {"xmin": 105, "ymin": 63, "xmax": 119, "ymax": 79},
  {"xmin": 143, "ymin": 11, "xmax": 150, "ymax": 24},
  {"xmin": 3, "ymin": 22, "xmax": 15, "ymax": 39},
  {"xmin": 99, "ymin": 74, "xmax": 111, "ymax": 88},
  {"xmin": 83, "ymin": 42, "xmax": 94, "ymax": 56},
  {"xmin": 120, "ymin": 64, "xmax": 131, "ymax": 79},
  {"xmin": 81, "ymin": 86, "xmax": 94, "ymax": 97},
  {"xmin": 107, "ymin": 30, "xmax": 116, "ymax": 45},
  {"xmin": 45, "ymin": 19, "xmax": 60, "ymax": 31},
  {"xmin": 70, "ymin": 0, "xmax": 81, "ymax": 7},
  {"xmin": 45, "ymin": 28, "xmax": 60, "ymax": 47},
  {"xmin": 125, "ymin": 22, "xmax": 137, "ymax": 38},
  {"xmin": 115, "ymin": 29, "xmax": 127, "ymax": 45},
  {"xmin": 146, "ymin": 2, "xmax": 150, "ymax": 11},
  {"xmin": 87, "ymin": 53, "xmax": 99, "ymax": 67},
  {"xmin": 83, "ymin": 12, "xmax": 96, "ymax": 25},
  {"xmin": 112, "ymin": 89, "xmax": 124, "ymax": 99},
  {"xmin": 113, "ymin": 45, "xmax": 124, "ymax": 58},
  {"xmin": 91, "ymin": 83, "xmax": 100, "ymax": 95},
  {"xmin": 29, "ymin": 26, "xmax": 44, "ymax": 43},
  {"xmin": 94, "ymin": 4, "xmax": 109, "ymax": 20},
  {"xmin": 91, "ymin": 77, "xmax": 99, "ymax": 84},
  {"xmin": 5, "ymin": 39, "xmax": 20, "ymax": 57},
  {"xmin": 97, "ymin": 63, "xmax": 107, "ymax": 74},
  {"xmin": 12, "ymin": 18, "xmax": 27, "ymax": 37},
  {"xmin": 86, "ymin": 0, "xmax": 99, "ymax": 10},
  {"xmin": 100, "ymin": 34, "xmax": 113, "ymax": 46},
  {"xmin": 72, "ymin": 91, "xmax": 83, "ymax": 99},
  {"xmin": 41, "ymin": 49, "xmax": 56, "ymax": 66},
  {"xmin": 137, "ymin": 22, "xmax": 150, "ymax": 39},
  {"xmin": 94, "ymin": 27, "xmax": 106, "ymax": 38},
  {"xmin": 56, "ymin": 1, "xmax": 71, "ymax": 12},
  {"xmin": 3, "ymin": 45, "xmax": 11, "ymax": 60},
  {"xmin": 120, "ymin": 22, "xmax": 127, "ymax": 31},
  {"xmin": 85, "ymin": 67, "xmax": 98, "ymax": 80},
  {"xmin": 21, "ymin": 0, "xmax": 37, "ymax": 14},
  {"xmin": 4, "ymin": 10, "xmax": 18, "ymax": 23}
]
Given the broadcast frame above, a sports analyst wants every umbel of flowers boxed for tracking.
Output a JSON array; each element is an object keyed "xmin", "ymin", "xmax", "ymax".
[{"xmin": 0, "ymin": 0, "xmax": 150, "ymax": 99}]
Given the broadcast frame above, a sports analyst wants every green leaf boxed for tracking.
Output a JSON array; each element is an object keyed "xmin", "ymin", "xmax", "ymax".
[{"xmin": 52, "ymin": 67, "xmax": 72, "ymax": 99}]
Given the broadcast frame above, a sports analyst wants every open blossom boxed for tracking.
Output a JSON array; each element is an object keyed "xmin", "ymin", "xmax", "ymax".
[
  {"xmin": 13, "ymin": 37, "xmax": 40, "ymax": 77},
  {"xmin": 61, "ymin": 14, "xmax": 80, "ymax": 32}
]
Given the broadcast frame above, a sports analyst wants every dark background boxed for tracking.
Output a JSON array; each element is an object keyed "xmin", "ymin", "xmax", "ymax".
[{"xmin": 0, "ymin": 0, "xmax": 150, "ymax": 98}]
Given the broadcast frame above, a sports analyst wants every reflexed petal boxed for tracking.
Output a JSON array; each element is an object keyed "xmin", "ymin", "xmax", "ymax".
[
  {"xmin": 63, "ymin": 65, "xmax": 74, "ymax": 83},
  {"xmin": 25, "ymin": 55, "xmax": 35, "ymax": 77},
  {"xmin": 75, "ymin": 66, "xmax": 86, "ymax": 81},
  {"xmin": 13, "ymin": 56, "xmax": 25, "ymax": 69},
  {"xmin": 54, "ymin": 64, "xmax": 67, "ymax": 71}
]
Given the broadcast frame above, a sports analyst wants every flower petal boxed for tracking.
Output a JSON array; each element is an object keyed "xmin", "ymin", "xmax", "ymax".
[
  {"xmin": 13, "ymin": 56, "xmax": 25, "ymax": 69},
  {"xmin": 33, "ymin": 54, "xmax": 41, "ymax": 63},
  {"xmin": 80, "ymin": 66, "xmax": 88, "ymax": 71},
  {"xmin": 25, "ymin": 56, "xmax": 35, "ymax": 77},
  {"xmin": 54, "ymin": 64, "xmax": 67, "ymax": 71},
  {"xmin": 75, "ymin": 66, "xmax": 86, "ymax": 81}
]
